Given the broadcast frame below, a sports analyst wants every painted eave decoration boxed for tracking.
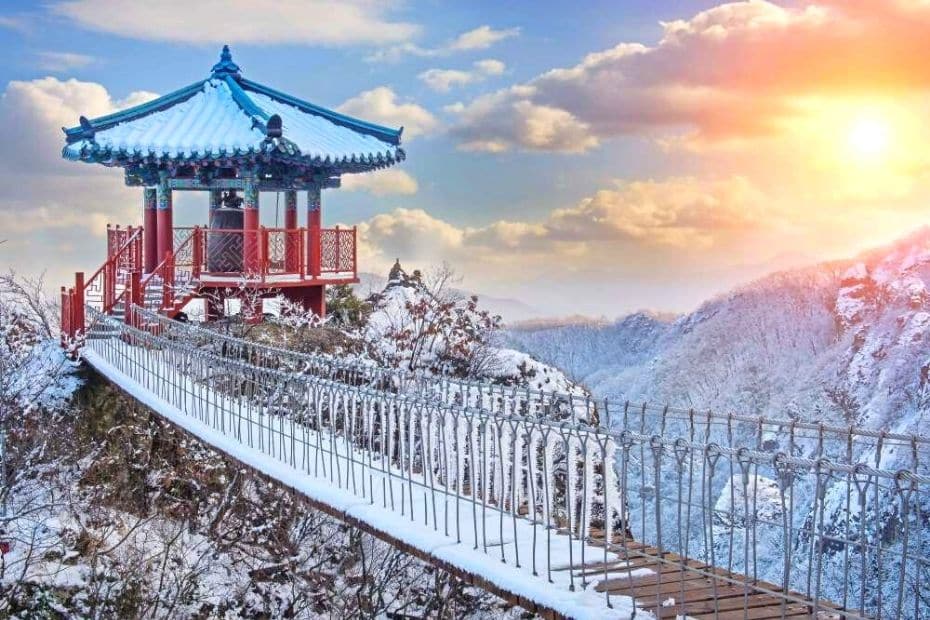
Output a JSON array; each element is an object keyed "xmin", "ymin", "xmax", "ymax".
[{"xmin": 61, "ymin": 46, "xmax": 405, "ymax": 174}]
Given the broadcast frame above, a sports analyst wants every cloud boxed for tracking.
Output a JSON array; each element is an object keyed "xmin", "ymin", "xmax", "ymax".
[
  {"xmin": 357, "ymin": 175, "xmax": 770, "ymax": 274},
  {"xmin": 0, "ymin": 16, "xmax": 28, "ymax": 32},
  {"xmin": 447, "ymin": 26, "xmax": 520, "ymax": 51},
  {"xmin": 542, "ymin": 176, "xmax": 768, "ymax": 246},
  {"xmin": 49, "ymin": 0, "xmax": 418, "ymax": 46},
  {"xmin": 36, "ymin": 51, "xmax": 96, "ymax": 72},
  {"xmin": 357, "ymin": 208, "xmax": 464, "ymax": 269},
  {"xmin": 0, "ymin": 78, "xmax": 157, "ymax": 285},
  {"xmin": 419, "ymin": 59, "xmax": 506, "ymax": 92},
  {"xmin": 448, "ymin": 88, "xmax": 598, "ymax": 153},
  {"xmin": 448, "ymin": 1, "xmax": 930, "ymax": 152},
  {"xmin": 351, "ymin": 174, "xmax": 803, "ymax": 315},
  {"xmin": 341, "ymin": 169, "xmax": 418, "ymax": 196},
  {"xmin": 337, "ymin": 87, "xmax": 438, "ymax": 139},
  {"xmin": 368, "ymin": 25, "xmax": 519, "ymax": 62}
]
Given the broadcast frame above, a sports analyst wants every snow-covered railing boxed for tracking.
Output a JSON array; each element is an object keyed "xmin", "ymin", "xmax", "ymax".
[
  {"xmin": 133, "ymin": 306, "xmax": 930, "ymax": 465},
  {"xmin": 85, "ymin": 307, "xmax": 930, "ymax": 619}
]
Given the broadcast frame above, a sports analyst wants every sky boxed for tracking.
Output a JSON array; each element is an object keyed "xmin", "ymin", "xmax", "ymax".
[{"xmin": 1, "ymin": 0, "xmax": 930, "ymax": 318}]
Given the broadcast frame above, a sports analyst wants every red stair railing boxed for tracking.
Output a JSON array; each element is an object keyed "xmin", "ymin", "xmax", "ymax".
[
  {"xmin": 139, "ymin": 226, "xmax": 200, "ymax": 315},
  {"xmin": 61, "ymin": 226, "xmax": 142, "ymax": 343}
]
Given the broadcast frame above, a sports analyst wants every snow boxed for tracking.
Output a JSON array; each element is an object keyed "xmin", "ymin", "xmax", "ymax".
[
  {"xmin": 7, "ymin": 339, "xmax": 82, "ymax": 410},
  {"xmin": 503, "ymin": 229, "xmax": 930, "ymax": 610},
  {"xmin": 248, "ymin": 90, "xmax": 397, "ymax": 161},
  {"xmin": 843, "ymin": 263, "xmax": 868, "ymax": 281},
  {"xmin": 713, "ymin": 474, "xmax": 783, "ymax": 527},
  {"xmin": 81, "ymin": 342, "xmax": 644, "ymax": 620},
  {"xmin": 65, "ymin": 78, "xmax": 399, "ymax": 163}
]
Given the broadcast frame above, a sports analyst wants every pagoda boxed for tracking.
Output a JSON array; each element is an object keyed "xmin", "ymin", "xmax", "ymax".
[{"xmin": 59, "ymin": 46, "xmax": 404, "ymax": 336}]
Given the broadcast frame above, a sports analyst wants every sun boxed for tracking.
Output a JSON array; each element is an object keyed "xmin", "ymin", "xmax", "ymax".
[{"xmin": 847, "ymin": 115, "xmax": 890, "ymax": 162}]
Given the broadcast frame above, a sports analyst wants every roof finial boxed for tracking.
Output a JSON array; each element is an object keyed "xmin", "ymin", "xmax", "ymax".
[{"xmin": 211, "ymin": 44, "xmax": 241, "ymax": 78}]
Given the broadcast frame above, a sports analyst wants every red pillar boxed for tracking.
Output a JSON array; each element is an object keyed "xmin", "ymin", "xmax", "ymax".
[
  {"xmin": 283, "ymin": 286, "xmax": 325, "ymax": 318},
  {"xmin": 156, "ymin": 173, "xmax": 173, "ymax": 267},
  {"xmin": 143, "ymin": 188, "xmax": 157, "ymax": 273},
  {"xmin": 284, "ymin": 190, "xmax": 298, "ymax": 273},
  {"xmin": 243, "ymin": 179, "xmax": 259, "ymax": 276},
  {"xmin": 307, "ymin": 286, "xmax": 325, "ymax": 317},
  {"xmin": 307, "ymin": 185, "xmax": 321, "ymax": 278},
  {"xmin": 73, "ymin": 272, "xmax": 85, "ymax": 336}
]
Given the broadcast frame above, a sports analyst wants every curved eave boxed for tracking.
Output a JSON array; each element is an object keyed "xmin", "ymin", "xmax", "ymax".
[
  {"xmin": 239, "ymin": 77, "xmax": 403, "ymax": 146},
  {"xmin": 62, "ymin": 140, "xmax": 405, "ymax": 174},
  {"xmin": 63, "ymin": 79, "xmax": 207, "ymax": 143}
]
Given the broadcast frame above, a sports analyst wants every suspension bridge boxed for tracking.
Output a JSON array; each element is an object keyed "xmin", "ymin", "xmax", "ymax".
[
  {"xmin": 66, "ymin": 305, "xmax": 928, "ymax": 620},
  {"xmin": 49, "ymin": 45, "xmax": 929, "ymax": 619}
]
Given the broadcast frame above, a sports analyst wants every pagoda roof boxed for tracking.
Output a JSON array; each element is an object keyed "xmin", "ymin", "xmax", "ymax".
[{"xmin": 62, "ymin": 46, "xmax": 404, "ymax": 175}]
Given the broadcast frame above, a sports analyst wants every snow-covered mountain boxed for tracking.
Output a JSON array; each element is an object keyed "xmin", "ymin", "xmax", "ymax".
[
  {"xmin": 505, "ymin": 228, "xmax": 930, "ymax": 440},
  {"xmin": 505, "ymin": 229, "xmax": 930, "ymax": 608}
]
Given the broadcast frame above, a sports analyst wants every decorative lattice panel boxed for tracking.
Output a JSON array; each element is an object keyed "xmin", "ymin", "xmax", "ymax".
[
  {"xmin": 107, "ymin": 227, "xmax": 142, "ymax": 275},
  {"xmin": 265, "ymin": 230, "xmax": 287, "ymax": 274},
  {"xmin": 319, "ymin": 228, "xmax": 356, "ymax": 274},
  {"xmin": 172, "ymin": 228, "xmax": 196, "ymax": 267}
]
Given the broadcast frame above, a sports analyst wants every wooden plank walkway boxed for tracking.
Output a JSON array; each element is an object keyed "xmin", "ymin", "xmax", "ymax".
[{"xmin": 571, "ymin": 534, "xmax": 860, "ymax": 619}]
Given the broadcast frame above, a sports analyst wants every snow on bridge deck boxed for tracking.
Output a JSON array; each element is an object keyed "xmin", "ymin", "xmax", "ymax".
[
  {"xmin": 77, "ymin": 309, "xmax": 917, "ymax": 619},
  {"xmin": 81, "ymin": 341, "xmax": 636, "ymax": 620}
]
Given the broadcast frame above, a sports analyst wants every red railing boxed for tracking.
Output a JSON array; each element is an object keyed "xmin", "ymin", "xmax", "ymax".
[
  {"xmin": 139, "ymin": 228, "xmax": 200, "ymax": 315},
  {"xmin": 319, "ymin": 226, "xmax": 356, "ymax": 274},
  {"xmin": 60, "ymin": 223, "xmax": 358, "ymax": 346},
  {"xmin": 61, "ymin": 225, "xmax": 142, "ymax": 343},
  {"xmin": 173, "ymin": 226, "xmax": 356, "ymax": 281}
]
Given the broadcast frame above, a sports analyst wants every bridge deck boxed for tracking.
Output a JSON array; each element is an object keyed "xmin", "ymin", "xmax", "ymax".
[
  {"xmin": 79, "ymin": 316, "xmax": 871, "ymax": 620},
  {"xmin": 82, "ymin": 345, "xmax": 635, "ymax": 619},
  {"xmin": 574, "ymin": 537, "xmax": 850, "ymax": 619}
]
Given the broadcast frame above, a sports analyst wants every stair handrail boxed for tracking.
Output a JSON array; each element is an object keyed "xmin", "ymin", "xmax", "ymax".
[
  {"xmin": 61, "ymin": 226, "xmax": 143, "ymax": 344},
  {"xmin": 84, "ymin": 226, "xmax": 143, "ymax": 307},
  {"xmin": 138, "ymin": 227, "xmax": 200, "ymax": 313}
]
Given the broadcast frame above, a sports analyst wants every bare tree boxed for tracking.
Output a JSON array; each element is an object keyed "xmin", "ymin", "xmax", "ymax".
[
  {"xmin": 372, "ymin": 263, "xmax": 504, "ymax": 378},
  {"xmin": 0, "ymin": 270, "xmax": 87, "ymax": 616}
]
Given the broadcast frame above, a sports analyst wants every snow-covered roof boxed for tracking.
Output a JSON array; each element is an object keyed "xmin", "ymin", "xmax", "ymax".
[{"xmin": 62, "ymin": 46, "xmax": 404, "ymax": 174}]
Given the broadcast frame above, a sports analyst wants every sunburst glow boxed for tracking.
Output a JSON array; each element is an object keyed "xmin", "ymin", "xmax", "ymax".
[{"xmin": 848, "ymin": 115, "xmax": 891, "ymax": 162}]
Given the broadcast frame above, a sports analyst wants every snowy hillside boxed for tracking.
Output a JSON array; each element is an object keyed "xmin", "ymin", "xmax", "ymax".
[
  {"xmin": 505, "ymin": 228, "xmax": 930, "ymax": 440},
  {"xmin": 1, "ymin": 266, "xmax": 595, "ymax": 618},
  {"xmin": 505, "ymin": 229, "xmax": 930, "ymax": 605},
  {"xmin": 361, "ymin": 262, "xmax": 585, "ymax": 397}
]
